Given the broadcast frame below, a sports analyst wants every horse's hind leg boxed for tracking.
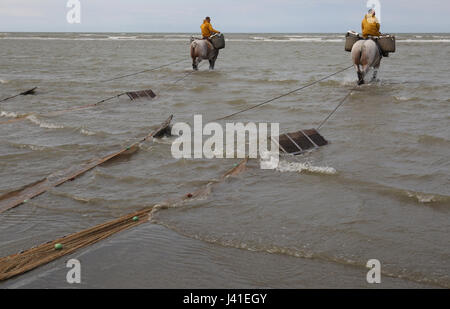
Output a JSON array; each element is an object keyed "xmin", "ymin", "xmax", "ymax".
[
  {"xmin": 193, "ymin": 58, "xmax": 202, "ymax": 71},
  {"xmin": 371, "ymin": 61, "xmax": 381, "ymax": 82},
  {"xmin": 371, "ymin": 69, "xmax": 378, "ymax": 82},
  {"xmin": 357, "ymin": 72, "xmax": 364, "ymax": 85},
  {"xmin": 359, "ymin": 64, "xmax": 372, "ymax": 85},
  {"xmin": 355, "ymin": 65, "xmax": 364, "ymax": 85}
]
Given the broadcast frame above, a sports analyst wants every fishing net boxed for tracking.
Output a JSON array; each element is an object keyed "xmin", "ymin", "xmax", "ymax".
[
  {"xmin": 0, "ymin": 116, "xmax": 173, "ymax": 214},
  {"xmin": 0, "ymin": 158, "xmax": 247, "ymax": 282}
]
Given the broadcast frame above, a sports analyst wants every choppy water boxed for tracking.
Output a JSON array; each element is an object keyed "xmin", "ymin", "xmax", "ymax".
[{"xmin": 0, "ymin": 33, "xmax": 449, "ymax": 288}]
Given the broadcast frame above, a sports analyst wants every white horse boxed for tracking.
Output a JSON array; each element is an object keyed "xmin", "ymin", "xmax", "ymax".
[
  {"xmin": 190, "ymin": 38, "xmax": 219, "ymax": 71},
  {"xmin": 351, "ymin": 39, "xmax": 382, "ymax": 85}
]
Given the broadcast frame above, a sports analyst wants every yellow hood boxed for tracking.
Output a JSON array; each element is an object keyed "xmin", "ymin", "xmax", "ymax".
[{"xmin": 365, "ymin": 13, "xmax": 379, "ymax": 24}]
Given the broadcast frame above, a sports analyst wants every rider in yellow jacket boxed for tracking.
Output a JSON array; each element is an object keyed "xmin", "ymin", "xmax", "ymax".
[
  {"xmin": 362, "ymin": 9, "xmax": 381, "ymax": 38},
  {"xmin": 201, "ymin": 17, "xmax": 220, "ymax": 39}
]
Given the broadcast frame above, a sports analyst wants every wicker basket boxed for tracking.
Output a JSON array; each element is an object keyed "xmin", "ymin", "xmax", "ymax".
[
  {"xmin": 210, "ymin": 33, "xmax": 225, "ymax": 49},
  {"xmin": 345, "ymin": 31, "xmax": 361, "ymax": 52},
  {"xmin": 377, "ymin": 35, "xmax": 396, "ymax": 53}
]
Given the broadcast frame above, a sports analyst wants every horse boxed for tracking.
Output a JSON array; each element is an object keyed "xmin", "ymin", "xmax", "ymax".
[
  {"xmin": 351, "ymin": 39, "xmax": 382, "ymax": 85},
  {"xmin": 190, "ymin": 38, "xmax": 219, "ymax": 71}
]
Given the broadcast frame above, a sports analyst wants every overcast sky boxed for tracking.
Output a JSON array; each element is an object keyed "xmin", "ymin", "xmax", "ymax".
[{"xmin": 0, "ymin": 0, "xmax": 449, "ymax": 33}]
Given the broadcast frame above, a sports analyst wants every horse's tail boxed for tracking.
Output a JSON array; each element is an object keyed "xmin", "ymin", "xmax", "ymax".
[
  {"xmin": 360, "ymin": 43, "xmax": 367, "ymax": 64},
  {"xmin": 354, "ymin": 43, "xmax": 364, "ymax": 66},
  {"xmin": 352, "ymin": 42, "xmax": 365, "ymax": 85}
]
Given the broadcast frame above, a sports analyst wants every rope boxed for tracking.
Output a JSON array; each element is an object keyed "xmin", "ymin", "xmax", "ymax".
[
  {"xmin": 100, "ymin": 59, "xmax": 186, "ymax": 82},
  {"xmin": 214, "ymin": 65, "xmax": 354, "ymax": 121},
  {"xmin": 63, "ymin": 62, "xmax": 204, "ymax": 116},
  {"xmin": 0, "ymin": 60, "xmax": 195, "ymax": 124},
  {"xmin": 45, "ymin": 93, "xmax": 127, "ymax": 117},
  {"xmin": 317, "ymin": 87, "xmax": 357, "ymax": 130},
  {"xmin": 170, "ymin": 61, "xmax": 207, "ymax": 85}
]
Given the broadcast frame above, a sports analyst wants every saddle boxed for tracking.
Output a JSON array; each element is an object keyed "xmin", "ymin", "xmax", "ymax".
[
  {"xmin": 366, "ymin": 36, "xmax": 389, "ymax": 57},
  {"xmin": 190, "ymin": 36, "xmax": 214, "ymax": 49}
]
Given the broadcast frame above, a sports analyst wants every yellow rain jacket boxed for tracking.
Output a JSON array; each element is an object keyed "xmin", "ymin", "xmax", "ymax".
[
  {"xmin": 362, "ymin": 13, "xmax": 381, "ymax": 38},
  {"xmin": 201, "ymin": 20, "xmax": 219, "ymax": 38}
]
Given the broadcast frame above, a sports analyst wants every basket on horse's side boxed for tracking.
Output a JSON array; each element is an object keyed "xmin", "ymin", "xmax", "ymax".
[
  {"xmin": 210, "ymin": 33, "xmax": 225, "ymax": 49},
  {"xmin": 377, "ymin": 35, "xmax": 396, "ymax": 53},
  {"xmin": 345, "ymin": 31, "xmax": 361, "ymax": 51}
]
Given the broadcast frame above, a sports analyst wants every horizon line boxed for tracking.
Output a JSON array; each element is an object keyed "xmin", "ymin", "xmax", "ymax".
[{"xmin": 2, "ymin": 31, "xmax": 450, "ymax": 34}]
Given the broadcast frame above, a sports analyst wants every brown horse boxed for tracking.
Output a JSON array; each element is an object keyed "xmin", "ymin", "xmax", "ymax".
[
  {"xmin": 190, "ymin": 38, "xmax": 219, "ymax": 71},
  {"xmin": 351, "ymin": 39, "xmax": 382, "ymax": 85}
]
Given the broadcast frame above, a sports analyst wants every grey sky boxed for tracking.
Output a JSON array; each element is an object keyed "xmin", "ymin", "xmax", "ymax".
[{"xmin": 0, "ymin": 0, "xmax": 449, "ymax": 33}]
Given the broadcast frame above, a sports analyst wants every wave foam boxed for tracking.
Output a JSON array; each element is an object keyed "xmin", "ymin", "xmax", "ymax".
[
  {"xmin": 405, "ymin": 191, "xmax": 442, "ymax": 204},
  {"xmin": 277, "ymin": 160, "xmax": 337, "ymax": 175},
  {"xmin": 260, "ymin": 152, "xmax": 337, "ymax": 175},
  {"xmin": 398, "ymin": 39, "xmax": 450, "ymax": 43},
  {"xmin": 26, "ymin": 115, "xmax": 64, "ymax": 129},
  {"xmin": 80, "ymin": 128, "xmax": 96, "ymax": 136},
  {"xmin": 0, "ymin": 111, "xmax": 18, "ymax": 118}
]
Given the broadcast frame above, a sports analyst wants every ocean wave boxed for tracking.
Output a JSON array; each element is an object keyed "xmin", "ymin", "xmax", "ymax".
[
  {"xmin": 0, "ymin": 111, "xmax": 19, "ymax": 118},
  {"xmin": 245, "ymin": 37, "xmax": 344, "ymax": 43},
  {"xmin": 151, "ymin": 219, "xmax": 450, "ymax": 288},
  {"xmin": 417, "ymin": 134, "xmax": 449, "ymax": 145},
  {"xmin": 80, "ymin": 128, "xmax": 96, "ymax": 136},
  {"xmin": 288, "ymin": 37, "xmax": 343, "ymax": 42},
  {"xmin": 108, "ymin": 36, "xmax": 138, "ymax": 40},
  {"xmin": 243, "ymin": 77, "xmax": 299, "ymax": 85},
  {"xmin": 152, "ymin": 136, "xmax": 175, "ymax": 145},
  {"xmin": 398, "ymin": 39, "xmax": 450, "ymax": 43},
  {"xmin": 26, "ymin": 115, "xmax": 64, "ymax": 129},
  {"xmin": 276, "ymin": 160, "xmax": 337, "ymax": 175},
  {"xmin": 394, "ymin": 95, "xmax": 412, "ymax": 102},
  {"xmin": 331, "ymin": 175, "xmax": 450, "ymax": 207},
  {"xmin": 47, "ymin": 189, "xmax": 128, "ymax": 205},
  {"xmin": 5, "ymin": 141, "xmax": 47, "ymax": 152},
  {"xmin": 0, "ymin": 36, "xmax": 189, "ymax": 42},
  {"xmin": 0, "ymin": 35, "xmax": 342, "ymax": 43},
  {"xmin": 404, "ymin": 191, "xmax": 443, "ymax": 204},
  {"xmin": 260, "ymin": 152, "xmax": 337, "ymax": 175}
]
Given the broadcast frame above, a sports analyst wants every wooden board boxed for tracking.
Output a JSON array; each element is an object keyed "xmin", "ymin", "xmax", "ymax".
[
  {"xmin": 277, "ymin": 128, "xmax": 328, "ymax": 155},
  {"xmin": 126, "ymin": 89, "xmax": 156, "ymax": 100}
]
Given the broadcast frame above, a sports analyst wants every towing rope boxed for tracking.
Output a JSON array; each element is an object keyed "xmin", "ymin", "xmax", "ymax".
[
  {"xmin": 100, "ymin": 59, "xmax": 186, "ymax": 83},
  {"xmin": 214, "ymin": 64, "xmax": 354, "ymax": 121},
  {"xmin": 0, "ymin": 60, "xmax": 202, "ymax": 125},
  {"xmin": 317, "ymin": 87, "xmax": 357, "ymax": 130}
]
